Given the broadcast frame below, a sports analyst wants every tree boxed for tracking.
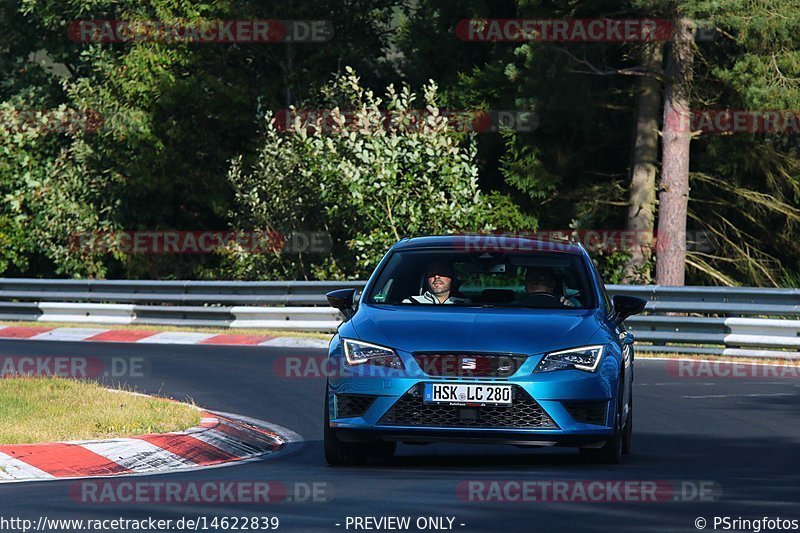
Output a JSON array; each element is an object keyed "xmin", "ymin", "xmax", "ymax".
[
  {"xmin": 3, "ymin": 0, "xmax": 799, "ymax": 287},
  {"xmin": 680, "ymin": 0, "xmax": 800, "ymax": 287},
  {"xmin": 623, "ymin": 41, "xmax": 663, "ymax": 283},
  {"xmin": 655, "ymin": 18, "xmax": 695, "ymax": 285},
  {"xmin": 650, "ymin": 0, "xmax": 800, "ymax": 286}
]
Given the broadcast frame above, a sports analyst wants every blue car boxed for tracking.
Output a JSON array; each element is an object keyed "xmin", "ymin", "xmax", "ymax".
[{"xmin": 323, "ymin": 235, "xmax": 646, "ymax": 465}]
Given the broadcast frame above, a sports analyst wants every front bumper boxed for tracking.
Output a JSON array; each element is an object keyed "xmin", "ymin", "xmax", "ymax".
[
  {"xmin": 334, "ymin": 427, "xmax": 610, "ymax": 448},
  {"xmin": 328, "ymin": 349, "xmax": 621, "ymax": 444}
]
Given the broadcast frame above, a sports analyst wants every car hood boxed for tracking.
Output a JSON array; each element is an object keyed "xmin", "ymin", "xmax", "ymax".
[{"xmin": 348, "ymin": 304, "xmax": 605, "ymax": 355}]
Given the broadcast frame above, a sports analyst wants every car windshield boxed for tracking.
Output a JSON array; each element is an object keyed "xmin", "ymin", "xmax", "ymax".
[{"xmin": 367, "ymin": 249, "xmax": 596, "ymax": 309}]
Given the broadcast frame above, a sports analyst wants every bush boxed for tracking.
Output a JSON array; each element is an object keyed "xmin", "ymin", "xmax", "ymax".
[{"xmin": 225, "ymin": 68, "xmax": 533, "ymax": 280}]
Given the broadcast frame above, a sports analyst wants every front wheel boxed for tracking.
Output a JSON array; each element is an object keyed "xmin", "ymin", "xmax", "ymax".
[
  {"xmin": 622, "ymin": 396, "xmax": 633, "ymax": 455},
  {"xmin": 580, "ymin": 379, "xmax": 625, "ymax": 465}
]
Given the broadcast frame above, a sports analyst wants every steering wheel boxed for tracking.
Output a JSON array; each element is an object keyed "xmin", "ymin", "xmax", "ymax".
[{"xmin": 515, "ymin": 292, "xmax": 565, "ymax": 308}]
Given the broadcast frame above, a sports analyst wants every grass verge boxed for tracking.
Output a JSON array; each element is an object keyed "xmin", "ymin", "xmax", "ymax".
[
  {"xmin": 0, "ymin": 377, "xmax": 201, "ymax": 444},
  {"xmin": 0, "ymin": 320, "xmax": 332, "ymax": 340}
]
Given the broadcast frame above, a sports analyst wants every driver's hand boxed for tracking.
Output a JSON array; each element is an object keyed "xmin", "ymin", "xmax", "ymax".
[{"xmin": 559, "ymin": 296, "xmax": 575, "ymax": 307}]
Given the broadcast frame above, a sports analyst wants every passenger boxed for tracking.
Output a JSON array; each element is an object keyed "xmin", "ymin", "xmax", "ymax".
[{"xmin": 523, "ymin": 267, "xmax": 575, "ymax": 307}]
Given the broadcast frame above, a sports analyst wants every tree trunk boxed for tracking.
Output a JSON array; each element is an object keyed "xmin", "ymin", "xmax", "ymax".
[
  {"xmin": 656, "ymin": 18, "xmax": 695, "ymax": 286},
  {"xmin": 623, "ymin": 41, "xmax": 664, "ymax": 284}
]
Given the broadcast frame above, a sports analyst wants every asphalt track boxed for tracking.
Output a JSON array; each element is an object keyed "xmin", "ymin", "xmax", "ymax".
[{"xmin": 0, "ymin": 339, "xmax": 798, "ymax": 533}]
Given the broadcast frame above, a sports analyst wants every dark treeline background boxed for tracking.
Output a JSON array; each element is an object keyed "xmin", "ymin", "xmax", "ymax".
[{"xmin": 1, "ymin": 0, "xmax": 798, "ymax": 285}]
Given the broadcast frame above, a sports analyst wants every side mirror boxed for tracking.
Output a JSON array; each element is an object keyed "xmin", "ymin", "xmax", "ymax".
[
  {"xmin": 611, "ymin": 295, "xmax": 647, "ymax": 324},
  {"xmin": 326, "ymin": 288, "xmax": 357, "ymax": 320}
]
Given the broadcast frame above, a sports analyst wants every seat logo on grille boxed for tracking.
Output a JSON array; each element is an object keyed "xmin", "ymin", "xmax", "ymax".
[{"xmin": 461, "ymin": 357, "xmax": 477, "ymax": 370}]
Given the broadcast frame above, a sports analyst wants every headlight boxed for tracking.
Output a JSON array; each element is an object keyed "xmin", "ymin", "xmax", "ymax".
[
  {"xmin": 342, "ymin": 339, "xmax": 404, "ymax": 369},
  {"xmin": 534, "ymin": 345, "xmax": 605, "ymax": 373}
]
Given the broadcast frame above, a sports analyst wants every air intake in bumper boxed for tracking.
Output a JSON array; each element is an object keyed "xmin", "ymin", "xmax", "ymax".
[
  {"xmin": 335, "ymin": 394, "xmax": 377, "ymax": 418},
  {"xmin": 562, "ymin": 401, "xmax": 609, "ymax": 425}
]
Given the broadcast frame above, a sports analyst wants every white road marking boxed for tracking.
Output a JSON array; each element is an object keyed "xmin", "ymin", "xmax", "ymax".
[
  {"xmin": 29, "ymin": 328, "xmax": 108, "ymax": 342},
  {"xmin": 78, "ymin": 439, "xmax": 195, "ymax": 472},
  {"xmin": 638, "ymin": 382, "xmax": 718, "ymax": 386},
  {"xmin": 0, "ymin": 451, "xmax": 55, "ymax": 480},
  {"xmin": 189, "ymin": 429, "xmax": 260, "ymax": 457},
  {"xmin": 682, "ymin": 393, "xmax": 797, "ymax": 399},
  {"xmin": 259, "ymin": 337, "xmax": 328, "ymax": 348},
  {"xmin": 135, "ymin": 332, "xmax": 216, "ymax": 344}
]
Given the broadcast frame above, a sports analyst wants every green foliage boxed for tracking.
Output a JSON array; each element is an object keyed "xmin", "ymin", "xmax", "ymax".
[
  {"xmin": 780, "ymin": 269, "xmax": 800, "ymax": 289},
  {"xmin": 0, "ymin": 102, "xmax": 120, "ymax": 277},
  {"xmin": 686, "ymin": 0, "xmax": 800, "ymax": 109},
  {"xmin": 594, "ymin": 250, "xmax": 637, "ymax": 285},
  {"xmin": 225, "ymin": 69, "xmax": 530, "ymax": 279},
  {"xmin": 500, "ymin": 131, "xmax": 561, "ymax": 201},
  {"xmin": 2, "ymin": 0, "xmax": 800, "ymax": 286},
  {"xmin": 1, "ymin": 0, "xmax": 404, "ymax": 278}
]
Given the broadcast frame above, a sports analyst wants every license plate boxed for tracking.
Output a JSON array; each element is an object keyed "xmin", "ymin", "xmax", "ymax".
[{"xmin": 423, "ymin": 383, "xmax": 512, "ymax": 406}]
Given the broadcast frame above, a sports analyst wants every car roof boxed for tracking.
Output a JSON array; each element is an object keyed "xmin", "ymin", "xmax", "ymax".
[{"xmin": 392, "ymin": 234, "xmax": 584, "ymax": 255}]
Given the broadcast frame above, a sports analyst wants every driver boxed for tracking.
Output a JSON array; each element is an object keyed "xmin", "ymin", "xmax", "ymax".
[
  {"xmin": 524, "ymin": 267, "xmax": 574, "ymax": 307},
  {"xmin": 403, "ymin": 260, "xmax": 470, "ymax": 304}
]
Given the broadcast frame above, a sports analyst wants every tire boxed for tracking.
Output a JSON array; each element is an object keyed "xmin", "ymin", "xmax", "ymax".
[
  {"xmin": 368, "ymin": 441, "xmax": 398, "ymax": 464},
  {"xmin": 581, "ymin": 375, "xmax": 624, "ymax": 465},
  {"xmin": 622, "ymin": 396, "xmax": 633, "ymax": 455},
  {"xmin": 323, "ymin": 384, "xmax": 395, "ymax": 466}
]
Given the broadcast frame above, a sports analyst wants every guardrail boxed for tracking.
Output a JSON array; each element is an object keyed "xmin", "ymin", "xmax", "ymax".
[
  {"xmin": 606, "ymin": 285, "xmax": 800, "ymax": 357},
  {"xmin": 0, "ymin": 279, "xmax": 798, "ymax": 358},
  {"xmin": 0, "ymin": 279, "xmax": 362, "ymax": 306}
]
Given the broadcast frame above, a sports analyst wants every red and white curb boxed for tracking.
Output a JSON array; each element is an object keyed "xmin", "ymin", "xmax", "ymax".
[
  {"xmin": 0, "ymin": 411, "xmax": 300, "ymax": 483},
  {"xmin": 0, "ymin": 326, "xmax": 329, "ymax": 349}
]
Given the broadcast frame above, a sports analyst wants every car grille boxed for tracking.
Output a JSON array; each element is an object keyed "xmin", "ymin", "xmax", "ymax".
[
  {"xmin": 412, "ymin": 353, "xmax": 528, "ymax": 378},
  {"xmin": 378, "ymin": 385, "xmax": 558, "ymax": 429},
  {"xmin": 562, "ymin": 401, "xmax": 608, "ymax": 425},
  {"xmin": 335, "ymin": 394, "xmax": 376, "ymax": 418}
]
